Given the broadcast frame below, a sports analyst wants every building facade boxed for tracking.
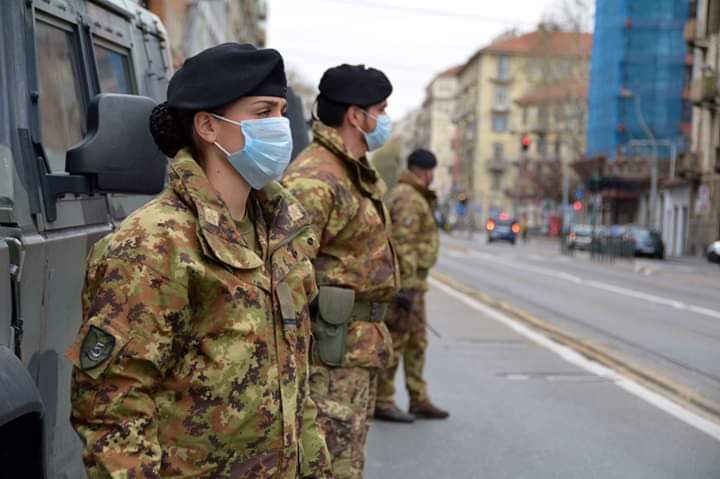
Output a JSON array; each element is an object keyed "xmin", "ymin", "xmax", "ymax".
[
  {"xmin": 586, "ymin": 0, "xmax": 690, "ymax": 161},
  {"xmin": 416, "ymin": 66, "xmax": 462, "ymax": 201},
  {"xmin": 454, "ymin": 30, "xmax": 592, "ymax": 224},
  {"xmin": 513, "ymin": 81, "xmax": 588, "ymax": 231},
  {"xmin": 686, "ymin": 0, "xmax": 720, "ymax": 256},
  {"xmin": 145, "ymin": 0, "xmax": 267, "ymax": 68},
  {"xmin": 577, "ymin": 0, "xmax": 693, "ymax": 255}
]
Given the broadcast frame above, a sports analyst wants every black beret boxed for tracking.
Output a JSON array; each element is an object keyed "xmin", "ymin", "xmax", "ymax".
[
  {"xmin": 166, "ymin": 43, "xmax": 287, "ymax": 110},
  {"xmin": 318, "ymin": 64, "xmax": 392, "ymax": 106},
  {"xmin": 408, "ymin": 149, "xmax": 438, "ymax": 169}
]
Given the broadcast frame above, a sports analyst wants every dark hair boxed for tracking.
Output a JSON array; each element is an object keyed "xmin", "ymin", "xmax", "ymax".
[
  {"xmin": 149, "ymin": 102, "xmax": 197, "ymax": 157},
  {"xmin": 315, "ymin": 94, "xmax": 373, "ymax": 128},
  {"xmin": 315, "ymin": 95, "xmax": 348, "ymax": 127}
]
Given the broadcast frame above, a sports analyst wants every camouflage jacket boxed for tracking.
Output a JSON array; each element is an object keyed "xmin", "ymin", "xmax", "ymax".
[
  {"xmin": 282, "ymin": 122, "xmax": 399, "ymax": 369},
  {"xmin": 66, "ymin": 151, "xmax": 331, "ymax": 478},
  {"xmin": 387, "ymin": 170, "xmax": 439, "ymax": 291}
]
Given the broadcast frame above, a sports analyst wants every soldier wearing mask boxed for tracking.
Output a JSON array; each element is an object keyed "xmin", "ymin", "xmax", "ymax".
[
  {"xmin": 282, "ymin": 64, "xmax": 399, "ymax": 479},
  {"xmin": 375, "ymin": 149, "xmax": 449, "ymax": 422},
  {"xmin": 66, "ymin": 43, "xmax": 331, "ymax": 478}
]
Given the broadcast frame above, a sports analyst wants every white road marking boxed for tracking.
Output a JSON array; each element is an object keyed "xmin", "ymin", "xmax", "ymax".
[
  {"xmin": 444, "ymin": 249, "xmax": 720, "ymax": 320},
  {"xmin": 430, "ymin": 277, "xmax": 720, "ymax": 441}
]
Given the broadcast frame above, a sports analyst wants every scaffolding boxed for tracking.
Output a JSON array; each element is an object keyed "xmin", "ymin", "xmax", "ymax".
[{"xmin": 586, "ymin": 0, "xmax": 691, "ymax": 160}]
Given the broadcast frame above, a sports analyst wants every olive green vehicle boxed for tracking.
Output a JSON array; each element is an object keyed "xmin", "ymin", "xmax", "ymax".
[
  {"xmin": 0, "ymin": 2, "xmax": 171, "ymax": 477},
  {"xmin": 0, "ymin": 3, "xmax": 311, "ymax": 477}
]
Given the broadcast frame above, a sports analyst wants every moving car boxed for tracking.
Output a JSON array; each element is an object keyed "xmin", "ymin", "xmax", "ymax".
[{"xmin": 486, "ymin": 214, "xmax": 520, "ymax": 245}]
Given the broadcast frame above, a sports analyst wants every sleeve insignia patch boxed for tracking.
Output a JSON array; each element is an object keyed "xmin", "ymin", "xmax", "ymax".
[{"xmin": 80, "ymin": 326, "xmax": 116, "ymax": 370}]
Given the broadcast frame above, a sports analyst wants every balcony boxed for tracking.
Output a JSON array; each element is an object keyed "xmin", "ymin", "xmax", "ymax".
[
  {"xmin": 487, "ymin": 158, "xmax": 509, "ymax": 173},
  {"xmin": 677, "ymin": 152, "xmax": 700, "ymax": 178},
  {"xmin": 490, "ymin": 75, "xmax": 514, "ymax": 85},
  {"xmin": 690, "ymin": 73, "xmax": 719, "ymax": 104},
  {"xmin": 491, "ymin": 103, "xmax": 510, "ymax": 113},
  {"xmin": 684, "ymin": 18, "xmax": 711, "ymax": 48}
]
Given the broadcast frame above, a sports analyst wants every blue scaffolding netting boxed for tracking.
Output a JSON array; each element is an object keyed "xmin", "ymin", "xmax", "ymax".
[{"xmin": 586, "ymin": 0, "xmax": 690, "ymax": 160}]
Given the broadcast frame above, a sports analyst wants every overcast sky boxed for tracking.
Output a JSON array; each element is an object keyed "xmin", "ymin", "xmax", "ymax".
[{"xmin": 267, "ymin": 0, "xmax": 569, "ymax": 119}]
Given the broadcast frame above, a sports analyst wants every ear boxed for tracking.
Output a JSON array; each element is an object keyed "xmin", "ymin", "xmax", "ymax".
[
  {"xmin": 193, "ymin": 111, "xmax": 218, "ymax": 145},
  {"xmin": 344, "ymin": 105, "xmax": 365, "ymax": 130}
]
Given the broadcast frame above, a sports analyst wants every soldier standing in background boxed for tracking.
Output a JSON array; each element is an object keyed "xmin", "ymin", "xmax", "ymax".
[
  {"xmin": 375, "ymin": 149, "xmax": 450, "ymax": 422},
  {"xmin": 282, "ymin": 64, "xmax": 399, "ymax": 479}
]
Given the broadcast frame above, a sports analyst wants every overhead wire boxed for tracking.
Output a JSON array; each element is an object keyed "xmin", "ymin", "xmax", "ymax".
[{"xmin": 302, "ymin": 0, "xmax": 534, "ymax": 25}]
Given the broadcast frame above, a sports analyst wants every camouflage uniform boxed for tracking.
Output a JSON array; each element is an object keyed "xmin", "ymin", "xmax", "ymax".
[
  {"xmin": 282, "ymin": 122, "xmax": 399, "ymax": 479},
  {"xmin": 376, "ymin": 170, "xmax": 439, "ymax": 410},
  {"xmin": 66, "ymin": 150, "xmax": 331, "ymax": 478}
]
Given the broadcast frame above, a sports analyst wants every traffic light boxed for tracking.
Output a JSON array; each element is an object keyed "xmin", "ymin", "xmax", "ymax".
[
  {"xmin": 573, "ymin": 200, "xmax": 583, "ymax": 211},
  {"xmin": 521, "ymin": 135, "xmax": 532, "ymax": 151}
]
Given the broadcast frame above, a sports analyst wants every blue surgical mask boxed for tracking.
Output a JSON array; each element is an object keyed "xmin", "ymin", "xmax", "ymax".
[
  {"xmin": 212, "ymin": 114, "xmax": 293, "ymax": 190},
  {"xmin": 359, "ymin": 110, "xmax": 392, "ymax": 151}
]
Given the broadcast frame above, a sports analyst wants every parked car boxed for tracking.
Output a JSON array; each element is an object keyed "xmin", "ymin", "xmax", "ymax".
[
  {"xmin": 707, "ymin": 241, "xmax": 720, "ymax": 264},
  {"xmin": 627, "ymin": 226, "xmax": 665, "ymax": 259},
  {"xmin": 486, "ymin": 214, "xmax": 519, "ymax": 245},
  {"xmin": 567, "ymin": 224, "xmax": 604, "ymax": 251}
]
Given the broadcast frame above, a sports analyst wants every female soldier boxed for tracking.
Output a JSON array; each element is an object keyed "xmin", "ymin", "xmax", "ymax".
[{"xmin": 66, "ymin": 43, "xmax": 331, "ymax": 478}]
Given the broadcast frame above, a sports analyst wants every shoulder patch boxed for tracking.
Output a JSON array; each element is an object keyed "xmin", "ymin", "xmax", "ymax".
[{"xmin": 80, "ymin": 326, "xmax": 116, "ymax": 370}]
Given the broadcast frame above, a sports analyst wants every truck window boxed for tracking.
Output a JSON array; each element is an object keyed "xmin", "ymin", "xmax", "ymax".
[
  {"xmin": 34, "ymin": 17, "xmax": 85, "ymax": 173},
  {"xmin": 94, "ymin": 39, "xmax": 135, "ymax": 94}
]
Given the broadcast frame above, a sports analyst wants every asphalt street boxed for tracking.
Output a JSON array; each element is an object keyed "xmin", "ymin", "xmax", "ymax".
[
  {"xmin": 365, "ymin": 236, "xmax": 720, "ymax": 478},
  {"xmin": 436, "ymin": 233, "xmax": 720, "ymax": 407}
]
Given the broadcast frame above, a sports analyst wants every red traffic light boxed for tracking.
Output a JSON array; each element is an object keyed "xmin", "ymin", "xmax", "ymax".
[
  {"xmin": 573, "ymin": 201, "xmax": 583, "ymax": 211},
  {"xmin": 521, "ymin": 135, "xmax": 532, "ymax": 151}
]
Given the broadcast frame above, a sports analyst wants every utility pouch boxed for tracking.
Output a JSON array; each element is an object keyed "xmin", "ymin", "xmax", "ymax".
[{"xmin": 313, "ymin": 286, "xmax": 355, "ymax": 367}]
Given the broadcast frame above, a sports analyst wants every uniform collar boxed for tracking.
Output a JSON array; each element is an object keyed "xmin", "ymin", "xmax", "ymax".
[
  {"xmin": 397, "ymin": 169, "xmax": 437, "ymax": 203},
  {"xmin": 168, "ymin": 150, "xmax": 310, "ymax": 270},
  {"xmin": 312, "ymin": 122, "xmax": 387, "ymax": 200}
]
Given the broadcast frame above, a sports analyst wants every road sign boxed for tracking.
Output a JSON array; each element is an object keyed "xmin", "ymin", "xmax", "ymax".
[{"xmin": 696, "ymin": 184, "xmax": 710, "ymax": 215}]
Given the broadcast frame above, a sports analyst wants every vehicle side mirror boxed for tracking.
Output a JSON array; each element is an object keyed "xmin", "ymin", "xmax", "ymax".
[
  {"xmin": 37, "ymin": 94, "xmax": 168, "ymax": 223},
  {"xmin": 66, "ymin": 93, "xmax": 167, "ymax": 194}
]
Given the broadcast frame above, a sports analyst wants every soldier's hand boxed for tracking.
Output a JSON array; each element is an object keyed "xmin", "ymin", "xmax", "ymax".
[{"xmin": 394, "ymin": 289, "xmax": 416, "ymax": 312}]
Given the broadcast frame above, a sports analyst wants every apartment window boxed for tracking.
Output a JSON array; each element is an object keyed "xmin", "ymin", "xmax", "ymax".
[
  {"xmin": 497, "ymin": 55, "xmax": 509, "ymax": 80},
  {"xmin": 493, "ymin": 142, "xmax": 504, "ymax": 160},
  {"xmin": 538, "ymin": 106, "xmax": 549, "ymax": 127},
  {"xmin": 492, "ymin": 113, "xmax": 508, "ymax": 133},
  {"xmin": 709, "ymin": 0, "xmax": 720, "ymax": 34},
  {"xmin": 494, "ymin": 86, "xmax": 509, "ymax": 108},
  {"xmin": 491, "ymin": 172, "xmax": 502, "ymax": 191},
  {"xmin": 537, "ymin": 136, "xmax": 547, "ymax": 157}
]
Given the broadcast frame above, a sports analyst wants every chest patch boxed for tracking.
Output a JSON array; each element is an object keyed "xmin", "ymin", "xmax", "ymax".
[{"xmin": 80, "ymin": 326, "xmax": 116, "ymax": 370}]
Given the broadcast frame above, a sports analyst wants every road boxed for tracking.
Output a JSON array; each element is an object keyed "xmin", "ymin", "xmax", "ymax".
[
  {"xmin": 437, "ymin": 234, "xmax": 720, "ymax": 406},
  {"xmin": 365, "ymin": 235, "xmax": 720, "ymax": 478}
]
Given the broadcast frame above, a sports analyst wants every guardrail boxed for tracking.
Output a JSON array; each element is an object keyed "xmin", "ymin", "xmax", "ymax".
[
  {"xmin": 589, "ymin": 237, "xmax": 635, "ymax": 263},
  {"xmin": 560, "ymin": 235, "xmax": 635, "ymax": 262}
]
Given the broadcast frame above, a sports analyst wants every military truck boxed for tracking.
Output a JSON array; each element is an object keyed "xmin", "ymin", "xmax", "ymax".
[
  {"xmin": 1, "ymin": 2, "xmax": 309, "ymax": 477},
  {"xmin": 0, "ymin": 1, "xmax": 170, "ymax": 477}
]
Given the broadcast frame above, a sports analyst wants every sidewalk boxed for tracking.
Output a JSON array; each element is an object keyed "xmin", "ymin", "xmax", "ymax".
[{"xmin": 364, "ymin": 284, "xmax": 720, "ymax": 479}]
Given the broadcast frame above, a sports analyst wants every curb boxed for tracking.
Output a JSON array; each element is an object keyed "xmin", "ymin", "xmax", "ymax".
[{"xmin": 430, "ymin": 270, "xmax": 720, "ymax": 425}]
